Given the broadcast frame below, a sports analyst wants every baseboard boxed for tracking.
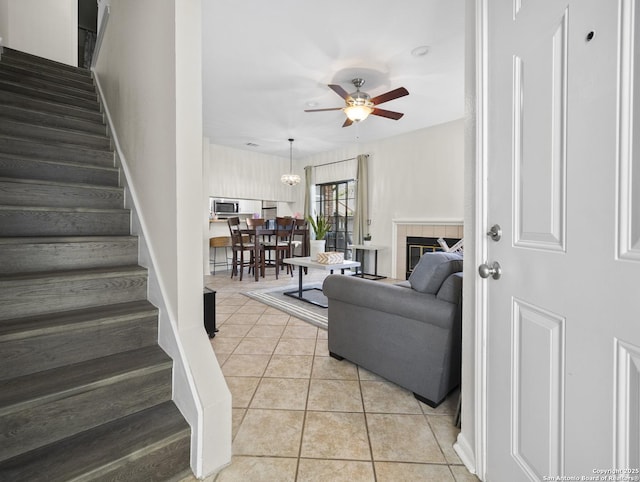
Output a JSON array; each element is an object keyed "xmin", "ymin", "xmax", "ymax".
[{"xmin": 453, "ymin": 432, "xmax": 478, "ymax": 477}]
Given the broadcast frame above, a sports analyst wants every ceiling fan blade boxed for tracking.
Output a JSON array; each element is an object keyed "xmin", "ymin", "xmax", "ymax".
[
  {"xmin": 372, "ymin": 108, "xmax": 404, "ymax": 120},
  {"xmin": 370, "ymin": 87, "xmax": 409, "ymax": 106},
  {"xmin": 328, "ymin": 84, "xmax": 350, "ymax": 100},
  {"xmin": 342, "ymin": 118, "xmax": 354, "ymax": 128},
  {"xmin": 304, "ymin": 107, "xmax": 344, "ymax": 112}
]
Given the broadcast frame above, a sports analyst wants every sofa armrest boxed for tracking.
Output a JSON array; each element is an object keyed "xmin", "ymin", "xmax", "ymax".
[{"xmin": 322, "ymin": 275, "xmax": 456, "ymax": 330}]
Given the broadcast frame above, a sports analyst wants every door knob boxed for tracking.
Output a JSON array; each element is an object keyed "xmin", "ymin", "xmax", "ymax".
[{"xmin": 478, "ymin": 261, "xmax": 502, "ymax": 280}]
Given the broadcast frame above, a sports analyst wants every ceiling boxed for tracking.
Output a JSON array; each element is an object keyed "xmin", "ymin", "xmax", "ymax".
[{"xmin": 201, "ymin": 0, "xmax": 466, "ymax": 160}]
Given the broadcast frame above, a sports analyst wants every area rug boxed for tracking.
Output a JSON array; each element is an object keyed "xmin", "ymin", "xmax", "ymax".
[{"xmin": 243, "ymin": 283, "xmax": 328, "ymax": 330}]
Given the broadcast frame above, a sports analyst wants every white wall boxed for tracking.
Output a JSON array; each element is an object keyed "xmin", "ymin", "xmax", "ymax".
[
  {"xmin": 208, "ymin": 143, "xmax": 298, "ymax": 202},
  {"xmin": 0, "ymin": 0, "xmax": 77, "ymax": 66},
  {"xmin": 0, "ymin": 1, "xmax": 8, "ymax": 45},
  {"xmin": 300, "ymin": 119, "xmax": 465, "ymax": 276},
  {"xmin": 93, "ymin": 0, "xmax": 230, "ymax": 477},
  {"xmin": 95, "ymin": 0, "xmax": 179, "ymax": 302}
]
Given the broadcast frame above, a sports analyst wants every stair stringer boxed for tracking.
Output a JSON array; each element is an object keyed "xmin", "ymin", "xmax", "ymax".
[{"xmin": 93, "ymin": 73, "xmax": 232, "ymax": 479}]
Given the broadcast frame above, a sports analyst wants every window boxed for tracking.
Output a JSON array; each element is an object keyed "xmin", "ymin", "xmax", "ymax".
[{"xmin": 314, "ymin": 179, "xmax": 356, "ymax": 258}]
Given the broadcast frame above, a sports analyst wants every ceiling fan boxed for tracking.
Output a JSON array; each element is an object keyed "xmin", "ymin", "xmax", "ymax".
[{"xmin": 305, "ymin": 78, "xmax": 409, "ymax": 127}]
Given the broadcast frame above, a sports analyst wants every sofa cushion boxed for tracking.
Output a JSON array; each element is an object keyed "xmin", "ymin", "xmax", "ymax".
[
  {"xmin": 437, "ymin": 272, "xmax": 463, "ymax": 304},
  {"xmin": 408, "ymin": 252, "xmax": 463, "ymax": 294}
]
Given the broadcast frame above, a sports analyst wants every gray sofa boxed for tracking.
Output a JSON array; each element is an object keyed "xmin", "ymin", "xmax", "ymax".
[{"xmin": 323, "ymin": 252, "xmax": 463, "ymax": 407}]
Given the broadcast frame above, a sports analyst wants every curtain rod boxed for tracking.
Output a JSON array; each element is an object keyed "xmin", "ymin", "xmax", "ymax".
[{"xmin": 309, "ymin": 154, "xmax": 368, "ymax": 169}]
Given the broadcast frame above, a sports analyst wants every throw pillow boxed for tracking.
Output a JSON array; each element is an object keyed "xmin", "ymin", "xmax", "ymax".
[{"xmin": 409, "ymin": 252, "xmax": 463, "ymax": 294}]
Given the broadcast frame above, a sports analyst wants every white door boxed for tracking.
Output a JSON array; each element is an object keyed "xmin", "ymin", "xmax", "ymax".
[{"xmin": 483, "ymin": 0, "xmax": 640, "ymax": 479}]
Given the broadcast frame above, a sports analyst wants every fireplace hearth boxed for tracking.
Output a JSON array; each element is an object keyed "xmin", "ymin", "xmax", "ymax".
[{"xmin": 406, "ymin": 236, "xmax": 461, "ymax": 279}]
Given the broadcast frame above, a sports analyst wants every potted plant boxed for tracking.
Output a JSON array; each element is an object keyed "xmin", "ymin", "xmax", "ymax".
[
  {"xmin": 307, "ymin": 214, "xmax": 331, "ymax": 260},
  {"xmin": 363, "ymin": 233, "xmax": 372, "ymax": 246}
]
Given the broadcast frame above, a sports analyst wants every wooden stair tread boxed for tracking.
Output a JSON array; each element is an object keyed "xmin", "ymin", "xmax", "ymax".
[
  {"xmin": 0, "ymin": 136, "xmax": 114, "ymax": 168},
  {"xmin": 0, "ymin": 265, "xmax": 146, "ymax": 283},
  {"xmin": 0, "ymin": 345, "xmax": 169, "ymax": 410},
  {"xmin": 0, "ymin": 90, "xmax": 104, "ymax": 123},
  {"xmin": 0, "ymin": 401, "xmax": 190, "ymax": 482},
  {"xmin": 0, "ymin": 62, "xmax": 96, "ymax": 90},
  {"xmin": 1, "ymin": 47, "xmax": 93, "ymax": 77},
  {"xmin": 0, "ymin": 118, "xmax": 110, "ymax": 143},
  {"xmin": 0, "ymin": 205, "xmax": 128, "ymax": 213},
  {"xmin": 0, "ymin": 345, "xmax": 170, "ymax": 414},
  {"xmin": 0, "ymin": 299, "xmax": 157, "ymax": 339},
  {"xmin": 0, "ymin": 151, "xmax": 118, "ymax": 173},
  {"xmin": 0, "ymin": 176, "xmax": 123, "ymax": 192},
  {"xmin": 0, "ymin": 60, "xmax": 94, "ymax": 85},
  {"xmin": 0, "ymin": 132, "xmax": 111, "ymax": 153},
  {"xmin": 0, "ymin": 70, "xmax": 98, "ymax": 101},
  {"xmin": 0, "ymin": 234, "xmax": 138, "ymax": 245},
  {"xmin": 0, "ymin": 104, "xmax": 106, "ymax": 135},
  {"xmin": 0, "ymin": 78, "xmax": 100, "ymax": 110}
]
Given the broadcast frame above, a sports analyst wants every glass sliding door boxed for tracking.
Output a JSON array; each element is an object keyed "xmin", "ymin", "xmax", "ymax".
[{"xmin": 314, "ymin": 179, "xmax": 356, "ymax": 259}]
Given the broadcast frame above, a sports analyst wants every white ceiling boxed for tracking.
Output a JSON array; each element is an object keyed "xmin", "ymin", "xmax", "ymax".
[{"xmin": 202, "ymin": 0, "xmax": 466, "ymax": 159}]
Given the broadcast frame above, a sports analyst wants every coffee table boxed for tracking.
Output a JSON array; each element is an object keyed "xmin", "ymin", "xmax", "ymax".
[{"xmin": 282, "ymin": 256, "xmax": 360, "ymax": 308}]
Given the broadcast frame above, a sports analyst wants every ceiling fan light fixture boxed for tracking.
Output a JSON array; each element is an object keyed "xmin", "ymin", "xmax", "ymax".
[
  {"xmin": 344, "ymin": 79, "xmax": 374, "ymax": 122},
  {"xmin": 305, "ymin": 77, "xmax": 407, "ymax": 126},
  {"xmin": 281, "ymin": 138, "xmax": 301, "ymax": 186},
  {"xmin": 344, "ymin": 104, "xmax": 374, "ymax": 122}
]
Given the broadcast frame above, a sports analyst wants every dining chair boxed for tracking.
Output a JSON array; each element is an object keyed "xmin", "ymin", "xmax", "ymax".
[
  {"xmin": 227, "ymin": 217, "xmax": 259, "ymax": 281},
  {"xmin": 292, "ymin": 217, "xmax": 309, "ymax": 273},
  {"xmin": 244, "ymin": 217, "xmax": 266, "ymax": 279},
  {"xmin": 292, "ymin": 217, "xmax": 309, "ymax": 258},
  {"xmin": 262, "ymin": 216, "xmax": 294, "ymax": 279}
]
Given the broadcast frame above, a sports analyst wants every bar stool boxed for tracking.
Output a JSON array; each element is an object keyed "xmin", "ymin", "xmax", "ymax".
[{"xmin": 209, "ymin": 236, "xmax": 231, "ymax": 274}]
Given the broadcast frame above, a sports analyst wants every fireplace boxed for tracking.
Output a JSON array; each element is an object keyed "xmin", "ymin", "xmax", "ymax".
[
  {"xmin": 391, "ymin": 220, "xmax": 463, "ymax": 280},
  {"xmin": 406, "ymin": 236, "xmax": 462, "ymax": 279}
]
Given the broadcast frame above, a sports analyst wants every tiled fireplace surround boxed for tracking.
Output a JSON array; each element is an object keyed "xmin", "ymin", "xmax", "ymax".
[{"xmin": 392, "ymin": 220, "xmax": 464, "ymax": 280}]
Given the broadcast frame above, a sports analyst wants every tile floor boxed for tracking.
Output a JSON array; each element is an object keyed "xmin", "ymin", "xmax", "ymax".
[{"xmin": 202, "ymin": 267, "xmax": 478, "ymax": 482}]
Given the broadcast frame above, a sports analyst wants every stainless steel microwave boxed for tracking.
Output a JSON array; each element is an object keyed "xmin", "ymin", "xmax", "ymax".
[{"xmin": 214, "ymin": 200, "xmax": 239, "ymax": 214}]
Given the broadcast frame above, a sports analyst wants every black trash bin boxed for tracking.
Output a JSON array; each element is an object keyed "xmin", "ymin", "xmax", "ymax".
[{"xmin": 203, "ymin": 288, "xmax": 218, "ymax": 338}]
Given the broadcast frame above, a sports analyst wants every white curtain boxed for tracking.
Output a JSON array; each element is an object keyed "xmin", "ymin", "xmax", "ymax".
[
  {"xmin": 303, "ymin": 165, "xmax": 313, "ymax": 220},
  {"xmin": 353, "ymin": 154, "xmax": 369, "ymax": 244}
]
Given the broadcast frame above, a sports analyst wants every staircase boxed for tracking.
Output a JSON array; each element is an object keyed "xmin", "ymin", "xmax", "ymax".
[{"xmin": 0, "ymin": 48, "xmax": 191, "ymax": 481}]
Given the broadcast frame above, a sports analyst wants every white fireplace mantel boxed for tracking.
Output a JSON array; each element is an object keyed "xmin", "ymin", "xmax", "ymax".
[{"xmin": 391, "ymin": 219, "xmax": 464, "ymax": 279}]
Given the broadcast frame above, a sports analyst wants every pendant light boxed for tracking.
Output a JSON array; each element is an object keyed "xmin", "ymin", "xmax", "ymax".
[{"xmin": 281, "ymin": 138, "xmax": 301, "ymax": 186}]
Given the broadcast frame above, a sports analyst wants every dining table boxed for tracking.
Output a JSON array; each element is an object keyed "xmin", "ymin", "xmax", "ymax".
[
  {"xmin": 240, "ymin": 227, "xmax": 275, "ymax": 281},
  {"xmin": 240, "ymin": 221, "xmax": 310, "ymax": 281}
]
